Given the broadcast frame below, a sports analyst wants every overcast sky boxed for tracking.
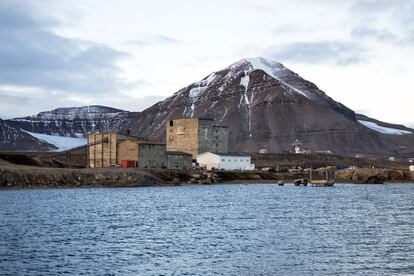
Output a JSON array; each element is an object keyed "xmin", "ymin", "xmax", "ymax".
[{"xmin": 0, "ymin": 0, "xmax": 413, "ymax": 125}]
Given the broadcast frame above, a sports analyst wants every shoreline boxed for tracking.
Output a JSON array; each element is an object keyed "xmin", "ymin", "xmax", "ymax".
[
  {"xmin": 2, "ymin": 181, "xmax": 414, "ymax": 192},
  {"xmin": 1, "ymin": 164, "xmax": 413, "ymax": 190}
]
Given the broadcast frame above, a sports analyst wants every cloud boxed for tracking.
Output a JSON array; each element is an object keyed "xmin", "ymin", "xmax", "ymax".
[
  {"xmin": 0, "ymin": 1, "xmax": 128, "ymax": 95},
  {"xmin": 262, "ymin": 41, "xmax": 367, "ymax": 65},
  {"xmin": 350, "ymin": 27, "xmax": 398, "ymax": 43},
  {"xmin": 0, "ymin": 85, "xmax": 166, "ymax": 119},
  {"xmin": 127, "ymin": 35, "xmax": 179, "ymax": 47},
  {"xmin": 243, "ymin": 2, "xmax": 275, "ymax": 14},
  {"xmin": 349, "ymin": 0, "xmax": 414, "ymax": 45}
]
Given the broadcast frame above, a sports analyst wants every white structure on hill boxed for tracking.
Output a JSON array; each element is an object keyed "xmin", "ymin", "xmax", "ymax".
[
  {"xmin": 292, "ymin": 139, "xmax": 302, "ymax": 154},
  {"xmin": 410, "ymin": 165, "xmax": 414, "ymax": 172},
  {"xmin": 197, "ymin": 152, "xmax": 254, "ymax": 171}
]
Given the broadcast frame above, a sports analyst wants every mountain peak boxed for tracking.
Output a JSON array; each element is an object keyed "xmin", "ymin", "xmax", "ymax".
[
  {"xmin": 229, "ymin": 57, "xmax": 285, "ymax": 70},
  {"xmin": 227, "ymin": 57, "xmax": 310, "ymax": 99}
]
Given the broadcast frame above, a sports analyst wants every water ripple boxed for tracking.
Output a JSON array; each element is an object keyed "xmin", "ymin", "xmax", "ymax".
[{"xmin": 1, "ymin": 184, "xmax": 414, "ymax": 275}]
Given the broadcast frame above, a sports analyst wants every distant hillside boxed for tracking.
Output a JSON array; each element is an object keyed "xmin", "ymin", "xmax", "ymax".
[
  {"xmin": 0, "ymin": 119, "xmax": 56, "ymax": 151},
  {"xmin": 7, "ymin": 105, "xmax": 137, "ymax": 137}
]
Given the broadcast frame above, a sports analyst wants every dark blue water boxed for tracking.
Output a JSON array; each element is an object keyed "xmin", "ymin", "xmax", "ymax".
[{"xmin": 1, "ymin": 184, "xmax": 414, "ymax": 275}]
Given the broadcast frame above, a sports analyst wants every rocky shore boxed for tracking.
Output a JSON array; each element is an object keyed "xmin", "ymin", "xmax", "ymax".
[
  {"xmin": 336, "ymin": 168, "xmax": 413, "ymax": 184},
  {"xmin": 0, "ymin": 165, "xmax": 165, "ymax": 189},
  {"xmin": 0, "ymin": 164, "xmax": 413, "ymax": 189}
]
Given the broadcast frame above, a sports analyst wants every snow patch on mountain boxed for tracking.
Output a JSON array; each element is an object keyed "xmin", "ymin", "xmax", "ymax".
[
  {"xmin": 185, "ymin": 73, "xmax": 218, "ymax": 117},
  {"xmin": 358, "ymin": 120, "xmax": 412, "ymax": 135},
  {"xmin": 23, "ymin": 130, "xmax": 87, "ymax": 151},
  {"xmin": 240, "ymin": 75, "xmax": 249, "ymax": 91},
  {"xmin": 245, "ymin": 57, "xmax": 311, "ymax": 99}
]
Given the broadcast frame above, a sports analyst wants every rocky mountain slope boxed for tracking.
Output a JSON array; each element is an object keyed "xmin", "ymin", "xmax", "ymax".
[
  {"xmin": 0, "ymin": 119, "xmax": 56, "ymax": 151},
  {"xmin": 7, "ymin": 105, "xmax": 137, "ymax": 137},
  {"xmin": 126, "ymin": 57, "xmax": 414, "ymax": 157}
]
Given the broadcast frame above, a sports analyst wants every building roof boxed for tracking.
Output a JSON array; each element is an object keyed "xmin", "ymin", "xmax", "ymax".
[
  {"xmin": 169, "ymin": 117, "xmax": 214, "ymax": 121},
  {"xmin": 198, "ymin": 152, "xmax": 250, "ymax": 157},
  {"xmin": 217, "ymin": 152, "xmax": 250, "ymax": 157},
  {"xmin": 292, "ymin": 139, "xmax": 302, "ymax": 146},
  {"xmin": 166, "ymin": 151, "xmax": 192, "ymax": 156}
]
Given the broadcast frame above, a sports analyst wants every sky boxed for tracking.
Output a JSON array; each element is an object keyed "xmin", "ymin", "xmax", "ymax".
[{"xmin": 0, "ymin": 0, "xmax": 413, "ymax": 126}]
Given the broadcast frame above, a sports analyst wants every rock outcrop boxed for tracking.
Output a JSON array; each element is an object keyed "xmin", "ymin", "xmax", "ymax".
[{"xmin": 336, "ymin": 168, "xmax": 413, "ymax": 184}]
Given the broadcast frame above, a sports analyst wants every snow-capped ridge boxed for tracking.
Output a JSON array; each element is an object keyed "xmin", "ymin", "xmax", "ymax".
[
  {"xmin": 358, "ymin": 120, "xmax": 412, "ymax": 135},
  {"xmin": 227, "ymin": 57, "xmax": 311, "ymax": 99},
  {"xmin": 32, "ymin": 105, "xmax": 126, "ymax": 120}
]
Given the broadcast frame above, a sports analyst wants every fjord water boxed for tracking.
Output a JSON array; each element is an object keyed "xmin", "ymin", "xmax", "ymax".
[{"xmin": 1, "ymin": 184, "xmax": 413, "ymax": 275}]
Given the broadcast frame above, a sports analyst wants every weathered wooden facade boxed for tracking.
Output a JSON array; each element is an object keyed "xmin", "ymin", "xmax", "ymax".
[
  {"xmin": 87, "ymin": 133, "xmax": 118, "ymax": 168},
  {"xmin": 166, "ymin": 118, "xmax": 228, "ymax": 159}
]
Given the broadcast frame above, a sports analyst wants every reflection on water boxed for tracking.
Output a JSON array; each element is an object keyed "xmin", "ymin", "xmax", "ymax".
[{"xmin": 1, "ymin": 184, "xmax": 414, "ymax": 275}]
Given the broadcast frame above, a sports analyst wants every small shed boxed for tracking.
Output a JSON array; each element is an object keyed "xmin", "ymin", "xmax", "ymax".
[
  {"xmin": 197, "ymin": 152, "xmax": 254, "ymax": 171},
  {"xmin": 166, "ymin": 151, "xmax": 192, "ymax": 170}
]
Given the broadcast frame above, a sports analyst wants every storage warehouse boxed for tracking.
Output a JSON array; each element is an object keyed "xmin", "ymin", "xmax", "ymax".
[{"xmin": 197, "ymin": 152, "xmax": 255, "ymax": 171}]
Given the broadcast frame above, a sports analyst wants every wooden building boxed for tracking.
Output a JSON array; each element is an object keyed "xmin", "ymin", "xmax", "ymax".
[
  {"xmin": 166, "ymin": 118, "xmax": 228, "ymax": 159},
  {"xmin": 87, "ymin": 133, "xmax": 167, "ymax": 168},
  {"xmin": 87, "ymin": 133, "xmax": 119, "ymax": 168}
]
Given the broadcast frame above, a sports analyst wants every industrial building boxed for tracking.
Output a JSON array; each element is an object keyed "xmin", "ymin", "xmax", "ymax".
[
  {"xmin": 87, "ymin": 133, "xmax": 165, "ymax": 168},
  {"xmin": 197, "ymin": 152, "xmax": 254, "ymax": 171},
  {"xmin": 87, "ymin": 133, "xmax": 192, "ymax": 169},
  {"xmin": 166, "ymin": 118, "xmax": 228, "ymax": 159}
]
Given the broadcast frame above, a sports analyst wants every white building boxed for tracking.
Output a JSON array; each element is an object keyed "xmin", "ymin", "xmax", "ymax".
[
  {"xmin": 197, "ymin": 152, "xmax": 255, "ymax": 171},
  {"xmin": 410, "ymin": 165, "xmax": 414, "ymax": 172},
  {"xmin": 292, "ymin": 139, "xmax": 302, "ymax": 154}
]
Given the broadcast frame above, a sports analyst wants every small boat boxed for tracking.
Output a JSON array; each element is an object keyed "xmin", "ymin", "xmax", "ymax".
[
  {"xmin": 277, "ymin": 180, "xmax": 284, "ymax": 186},
  {"xmin": 294, "ymin": 178, "xmax": 308, "ymax": 186}
]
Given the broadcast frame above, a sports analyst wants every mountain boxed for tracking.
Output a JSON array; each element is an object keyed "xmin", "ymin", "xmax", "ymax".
[
  {"xmin": 0, "ymin": 119, "xmax": 57, "ymax": 151},
  {"xmin": 126, "ymin": 57, "xmax": 414, "ymax": 157},
  {"xmin": 4, "ymin": 57, "xmax": 413, "ymax": 156},
  {"xmin": 7, "ymin": 105, "xmax": 137, "ymax": 137}
]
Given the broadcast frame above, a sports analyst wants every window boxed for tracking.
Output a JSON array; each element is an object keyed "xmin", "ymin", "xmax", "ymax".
[
  {"xmin": 215, "ymin": 136, "xmax": 219, "ymax": 140},
  {"xmin": 234, "ymin": 159, "xmax": 237, "ymax": 162},
  {"xmin": 240, "ymin": 159, "xmax": 243, "ymax": 162},
  {"xmin": 169, "ymin": 120, "xmax": 174, "ymax": 126},
  {"xmin": 228, "ymin": 159, "xmax": 231, "ymax": 162},
  {"xmin": 221, "ymin": 159, "xmax": 225, "ymax": 161},
  {"xmin": 215, "ymin": 143, "xmax": 219, "ymax": 147}
]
